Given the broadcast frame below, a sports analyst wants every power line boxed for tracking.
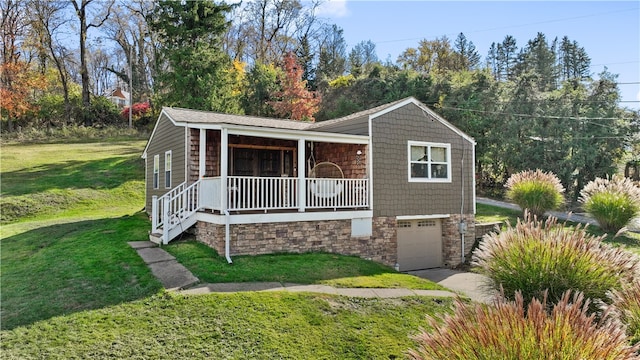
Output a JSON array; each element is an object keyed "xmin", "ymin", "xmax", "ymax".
[{"xmin": 438, "ymin": 106, "xmax": 633, "ymax": 122}]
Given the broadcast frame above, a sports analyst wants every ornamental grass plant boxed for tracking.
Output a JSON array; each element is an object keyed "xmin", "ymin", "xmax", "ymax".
[
  {"xmin": 408, "ymin": 291, "xmax": 640, "ymax": 360},
  {"xmin": 580, "ymin": 175, "xmax": 640, "ymax": 233},
  {"xmin": 608, "ymin": 280, "xmax": 640, "ymax": 346},
  {"xmin": 505, "ymin": 169, "xmax": 565, "ymax": 217},
  {"xmin": 472, "ymin": 213, "xmax": 640, "ymax": 311}
]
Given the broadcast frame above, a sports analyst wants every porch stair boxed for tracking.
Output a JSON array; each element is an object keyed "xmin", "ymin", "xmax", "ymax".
[{"xmin": 151, "ymin": 180, "xmax": 202, "ymax": 245}]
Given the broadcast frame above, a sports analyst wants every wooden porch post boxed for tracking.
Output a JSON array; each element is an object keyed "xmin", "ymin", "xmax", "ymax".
[
  {"xmin": 199, "ymin": 129, "xmax": 206, "ymax": 178},
  {"xmin": 297, "ymin": 138, "xmax": 306, "ymax": 212},
  {"xmin": 220, "ymin": 128, "xmax": 228, "ymax": 211}
]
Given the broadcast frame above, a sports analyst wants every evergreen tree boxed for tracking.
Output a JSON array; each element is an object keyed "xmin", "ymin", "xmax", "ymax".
[
  {"xmin": 242, "ymin": 62, "xmax": 281, "ymax": 117},
  {"xmin": 149, "ymin": 0, "xmax": 240, "ymax": 112},
  {"xmin": 453, "ymin": 32, "xmax": 480, "ymax": 70},
  {"xmin": 558, "ymin": 36, "xmax": 591, "ymax": 81},
  {"xmin": 496, "ymin": 35, "xmax": 518, "ymax": 81},
  {"xmin": 514, "ymin": 32, "xmax": 558, "ymax": 91}
]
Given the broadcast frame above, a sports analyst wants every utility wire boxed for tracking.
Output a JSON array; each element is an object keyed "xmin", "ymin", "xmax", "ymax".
[{"xmin": 438, "ymin": 106, "xmax": 632, "ymax": 122}]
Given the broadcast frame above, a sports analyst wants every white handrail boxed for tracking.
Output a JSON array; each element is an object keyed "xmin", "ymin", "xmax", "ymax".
[{"xmin": 151, "ymin": 180, "xmax": 201, "ymax": 242}]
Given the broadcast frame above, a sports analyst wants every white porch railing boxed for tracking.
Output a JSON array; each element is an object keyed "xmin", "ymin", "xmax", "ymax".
[
  {"xmin": 306, "ymin": 178, "xmax": 369, "ymax": 209},
  {"xmin": 152, "ymin": 176, "xmax": 370, "ymax": 242},
  {"xmin": 227, "ymin": 176, "xmax": 298, "ymax": 211}
]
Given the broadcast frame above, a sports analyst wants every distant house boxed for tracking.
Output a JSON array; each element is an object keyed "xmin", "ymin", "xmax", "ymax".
[
  {"xmin": 142, "ymin": 97, "xmax": 477, "ymax": 271},
  {"xmin": 105, "ymin": 87, "xmax": 130, "ymax": 108}
]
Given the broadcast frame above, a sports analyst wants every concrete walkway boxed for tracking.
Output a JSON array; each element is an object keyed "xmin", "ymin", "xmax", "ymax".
[
  {"xmin": 409, "ymin": 268, "xmax": 494, "ymax": 304},
  {"xmin": 128, "ymin": 241, "xmax": 486, "ymax": 301},
  {"xmin": 128, "ymin": 241, "xmax": 199, "ymax": 290}
]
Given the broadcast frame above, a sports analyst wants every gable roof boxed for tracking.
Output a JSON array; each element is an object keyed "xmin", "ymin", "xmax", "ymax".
[
  {"xmin": 143, "ymin": 97, "xmax": 475, "ymax": 158},
  {"xmin": 162, "ymin": 107, "xmax": 313, "ymax": 131}
]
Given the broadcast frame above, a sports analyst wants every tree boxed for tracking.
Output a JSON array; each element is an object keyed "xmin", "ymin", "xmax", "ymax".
[
  {"xmin": 269, "ymin": 51, "xmax": 320, "ymax": 121},
  {"xmin": 69, "ymin": 0, "xmax": 114, "ymax": 126},
  {"xmin": 453, "ymin": 32, "xmax": 480, "ymax": 70},
  {"xmin": 558, "ymin": 36, "xmax": 591, "ymax": 81},
  {"xmin": 242, "ymin": 62, "xmax": 281, "ymax": 117},
  {"xmin": 149, "ymin": 0, "xmax": 240, "ymax": 112},
  {"xmin": 348, "ymin": 40, "xmax": 378, "ymax": 77},
  {"xmin": 496, "ymin": 35, "xmax": 518, "ymax": 81},
  {"xmin": 396, "ymin": 36, "xmax": 456, "ymax": 75},
  {"xmin": 104, "ymin": 1, "xmax": 157, "ymax": 104},
  {"xmin": 237, "ymin": 0, "xmax": 303, "ymax": 64},
  {"xmin": 1, "ymin": 0, "xmax": 32, "ymax": 130},
  {"xmin": 315, "ymin": 24, "xmax": 347, "ymax": 87},
  {"xmin": 514, "ymin": 32, "xmax": 558, "ymax": 91},
  {"xmin": 28, "ymin": 0, "xmax": 74, "ymax": 125}
]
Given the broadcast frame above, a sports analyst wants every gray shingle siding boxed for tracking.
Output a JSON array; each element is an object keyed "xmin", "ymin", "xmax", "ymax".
[
  {"xmin": 145, "ymin": 114, "xmax": 186, "ymax": 213},
  {"xmin": 371, "ymin": 103, "xmax": 474, "ymax": 217}
]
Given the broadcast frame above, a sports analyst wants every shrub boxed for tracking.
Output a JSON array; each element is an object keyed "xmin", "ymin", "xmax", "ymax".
[
  {"xmin": 608, "ymin": 280, "xmax": 640, "ymax": 346},
  {"xmin": 472, "ymin": 214, "xmax": 640, "ymax": 311},
  {"xmin": 580, "ymin": 175, "xmax": 640, "ymax": 233},
  {"xmin": 408, "ymin": 291, "xmax": 640, "ymax": 360},
  {"xmin": 505, "ymin": 169, "xmax": 565, "ymax": 217}
]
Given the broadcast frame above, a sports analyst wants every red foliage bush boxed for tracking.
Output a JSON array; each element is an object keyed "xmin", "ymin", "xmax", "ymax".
[{"xmin": 120, "ymin": 102, "xmax": 150, "ymax": 120}]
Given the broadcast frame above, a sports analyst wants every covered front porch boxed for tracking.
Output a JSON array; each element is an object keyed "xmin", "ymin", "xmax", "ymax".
[{"xmin": 150, "ymin": 125, "xmax": 371, "ymax": 245}]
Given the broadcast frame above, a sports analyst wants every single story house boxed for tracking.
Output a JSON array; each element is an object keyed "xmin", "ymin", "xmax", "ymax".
[{"xmin": 142, "ymin": 97, "xmax": 476, "ymax": 271}]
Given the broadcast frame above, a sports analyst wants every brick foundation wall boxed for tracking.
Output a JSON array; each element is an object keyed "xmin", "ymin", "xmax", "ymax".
[
  {"xmin": 195, "ymin": 216, "xmax": 397, "ymax": 267},
  {"xmin": 194, "ymin": 214, "xmax": 475, "ymax": 269},
  {"xmin": 441, "ymin": 214, "xmax": 476, "ymax": 267}
]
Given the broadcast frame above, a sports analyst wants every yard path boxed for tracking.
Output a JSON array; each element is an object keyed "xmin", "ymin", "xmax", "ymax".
[{"xmin": 128, "ymin": 241, "xmax": 489, "ymax": 302}]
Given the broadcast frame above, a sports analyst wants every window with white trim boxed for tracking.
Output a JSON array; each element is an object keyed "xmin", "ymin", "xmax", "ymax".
[
  {"xmin": 153, "ymin": 154, "xmax": 159, "ymax": 189},
  {"xmin": 164, "ymin": 151, "xmax": 172, "ymax": 188},
  {"xmin": 408, "ymin": 141, "xmax": 451, "ymax": 182}
]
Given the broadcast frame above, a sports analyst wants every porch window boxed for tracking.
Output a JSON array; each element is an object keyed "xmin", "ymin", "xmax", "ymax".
[
  {"xmin": 408, "ymin": 141, "xmax": 451, "ymax": 182},
  {"xmin": 164, "ymin": 151, "xmax": 172, "ymax": 188},
  {"xmin": 153, "ymin": 154, "xmax": 159, "ymax": 189},
  {"xmin": 229, "ymin": 146, "xmax": 295, "ymax": 177}
]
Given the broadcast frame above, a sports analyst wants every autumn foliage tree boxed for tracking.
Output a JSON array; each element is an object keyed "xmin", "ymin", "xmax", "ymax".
[
  {"xmin": 270, "ymin": 51, "xmax": 320, "ymax": 121},
  {"xmin": 1, "ymin": 62, "xmax": 47, "ymax": 129}
]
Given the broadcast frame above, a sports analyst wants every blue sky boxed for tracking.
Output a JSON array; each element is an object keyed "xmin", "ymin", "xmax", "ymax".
[{"xmin": 315, "ymin": 1, "xmax": 640, "ymax": 110}]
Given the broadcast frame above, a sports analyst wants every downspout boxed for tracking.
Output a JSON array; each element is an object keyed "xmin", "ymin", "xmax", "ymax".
[
  {"xmin": 221, "ymin": 127, "xmax": 232, "ymax": 264},
  {"xmin": 459, "ymin": 141, "xmax": 467, "ymax": 264},
  {"xmin": 224, "ymin": 209, "xmax": 233, "ymax": 264}
]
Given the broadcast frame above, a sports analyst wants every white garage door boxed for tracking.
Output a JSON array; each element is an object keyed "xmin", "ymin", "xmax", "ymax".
[{"xmin": 397, "ymin": 219, "xmax": 442, "ymax": 271}]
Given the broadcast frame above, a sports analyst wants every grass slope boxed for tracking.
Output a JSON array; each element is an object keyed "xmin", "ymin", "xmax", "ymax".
[
  {"xmin": 1, "ymin": 292, "xmax": 451, "ymax": 359},
  {"xmin": 0, "ymin": 141, "xmax": 146, "ymax": 224}
]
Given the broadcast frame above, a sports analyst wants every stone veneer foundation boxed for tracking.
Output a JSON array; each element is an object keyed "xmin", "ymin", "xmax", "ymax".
[
  {"xmin": 194, "ymin": 213, "xmax": 476, "ymax": 269},
  {"xmin": 195, "ymin": 217, "xmax": 398, "ymax": 267}
]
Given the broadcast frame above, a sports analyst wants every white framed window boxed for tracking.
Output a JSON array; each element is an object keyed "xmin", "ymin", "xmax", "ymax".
[
  {"xmin": 408, "ymin": 141, "xmax": 451, "ymax": 182},
  {"xmin": 153, "ymin": 154, "xmax": 159, "ymax": 189},
  {"xmin": 164, "ymin": 150, "xmax": 172, "ymax": 188}
]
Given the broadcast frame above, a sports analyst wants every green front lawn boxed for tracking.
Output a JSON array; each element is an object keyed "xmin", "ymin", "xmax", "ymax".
[
  {"xmin": 164, "ymin": 241, "xmax": 446, "ymax": 290},
  {"xmin": 1, "ymin": 291, "xmax": 450, "ymax": 359}
]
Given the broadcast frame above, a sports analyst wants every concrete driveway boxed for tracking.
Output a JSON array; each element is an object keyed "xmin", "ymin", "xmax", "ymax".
[{"xmin": 408, "ymin": 268, "xmax": 495, "ymax": 304}]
